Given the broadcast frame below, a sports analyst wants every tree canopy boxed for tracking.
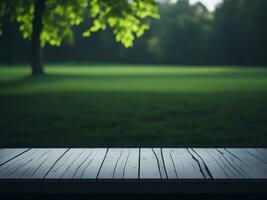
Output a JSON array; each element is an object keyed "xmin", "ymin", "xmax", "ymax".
[
  {"xmin": 0, "ymin": 0, "xmax": 159, "ymax": 48},
  {"xmin": 1, "ymin": 0, "xmax": 267, "ymax": 67}
]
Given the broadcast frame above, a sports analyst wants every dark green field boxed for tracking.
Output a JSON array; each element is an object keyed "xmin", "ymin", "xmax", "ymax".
[{"xmin": 1, "ymin": 65, "xmax": 267, "ymax": 147}]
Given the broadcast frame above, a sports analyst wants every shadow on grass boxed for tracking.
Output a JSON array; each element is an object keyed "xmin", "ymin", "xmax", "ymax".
[{"xmin": 1, "ymin": 69, "xmax": 267, "ymax": 92}]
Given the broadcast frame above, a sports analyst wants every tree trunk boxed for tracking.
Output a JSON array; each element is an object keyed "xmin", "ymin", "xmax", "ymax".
[{"xmin": 31, "ymin": 0, "xmax": 45, "ymax": 76}]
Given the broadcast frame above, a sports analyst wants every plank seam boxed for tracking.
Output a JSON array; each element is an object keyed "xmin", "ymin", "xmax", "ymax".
[
  {"xmin": 152, "ymin": 148, "xmax": 162, "ymax": 179},
  {"xmin": 60, "ymin": 149, "xmax": 86, "ymax": 178},
  {"xmin": 0, "ymin": 148, "xmax": 31, "ymax": 167},
  {"xmin": 80, "ymin": 151, "xmax": 98, "ymax": 178},
  {"xmin": 43, "ymin": 148, "xmax": 70, "ymax": 179},
  {"xmin": 1, "ymin": 150, "xmax": 37, "ymax": 173},
  {"xmin": 191, "ymin": 148, "xmax": 213, "ymax": 179},
  {"xmin": 186, "ymin": 148, "xmax": 207, "ymax": 179},
  {"xmin": 1, "ymin": 150, "xmax": 39, "ymax": 178},
  {"xmin": 169, "ymin": 150, "xmax": 179, "ymax": 179},
  {"xmin": 52, "ymin": 150, "xmax": 75, "ymax": 172},
  {"xmin": 122, "ymin": 149, "xmax": 130, "ymax": 179},
  {"xmin": 96, "ymin": 148, "xmax": 109, "ymax": 180},
  {"xmin": 73, "ymin": 149, "xmax": 95, "ymax": 178},
  {"xmin": 80, "ymin": 152, "xmax": 100, "ymax": 178},
  {"xmin": 112, "ymin": 149, "xmax": 123, "ymax": 179},
  {"xmin": 160, "ymin": 148, "xmax": 168, "ymax": 179},
  {"xmin": 30, "ymin": 157, "xmax": 49, "ymax": 178}
]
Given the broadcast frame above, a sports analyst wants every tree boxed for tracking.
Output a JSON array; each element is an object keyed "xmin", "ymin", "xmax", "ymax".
[
  {"xmin": 146, "ymin": 0, "xmax": 214, "ymax": 64},
  {"xmin": 214, "ymin": 0, "xmax": 267, "ymax": 65},
  {"xmin": 0, "ymin": 0, "xmax": 159, "ymax": 75}
]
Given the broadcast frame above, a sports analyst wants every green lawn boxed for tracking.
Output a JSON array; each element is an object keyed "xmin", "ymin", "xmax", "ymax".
[{"xmin": 1, "ymin": 65, "xmax": 267, "ymax": 147}]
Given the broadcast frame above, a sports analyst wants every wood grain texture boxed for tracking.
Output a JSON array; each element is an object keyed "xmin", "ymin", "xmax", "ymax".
[
  {"xmin": 46, "ymin": 149, "xmax": 92, "ymax": 178},
  {"xmin": 0, "ymin": 149, "xmax": 29, "ymax": 166},
  {"xmin": 98, "ymin": 148, "xmax": 139, "ymax": 179},
  {"xmin": 193, "ymin": 148, "xmax": 229, "ymax": 178},
  {"xmin": 104, "ymin": 149, "xmax": 139, "ymax": 179},
  {"xmin": 46, "ymin": 148, "xmax": 107, "ymax": 179},
  {"xmin": 197, "ymin": 148, "xmax": 254, "ymax": 179},
  {"xmin": 140, "ymin": 148, "xmax": 161, "ymax": 179},
  {"xmin": 0, "ymin": 148, "xmax": 266, "ymax": 180},
  {"xmin": 0, "ymin": 149, "xmax": 67, "ymax": 179},
  {"xmin": 162, "ymin": 148, "xmax": 206, "ymax": 179},
  {"xmin": 224, "ymin": 148, "xmax": 267, "ymax": 178},
  {"xmin": 98, "ymin": 148, "xmax": 124, "ymax": 179},
  {"xmin": 120, "ymin": 148, "xmax": 139, "ymax": 179}
]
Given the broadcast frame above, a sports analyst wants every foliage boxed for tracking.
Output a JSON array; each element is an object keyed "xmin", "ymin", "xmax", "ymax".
[
  {"xmin": 1, "ymin": 0, "xmax": 267, "ymax": 66},
  {"xmin": 0, "ymin": 0, "xmax": 159, "ymax": 48}
]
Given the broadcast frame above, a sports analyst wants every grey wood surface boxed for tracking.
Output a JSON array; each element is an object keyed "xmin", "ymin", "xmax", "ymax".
[
  {"xmin": 0, "ymin": 148, "xmax": 266, "ymax": 180},
  {"xmin": 140, "ymin": 148, "xmax": 162, "ymax": 179},
  {"xmin": 0, "ymin": 149, "xmax": 29, "ymax": 166},
  {"xmin": 98, "ymin": 148, "xmax": 139, "ymax": 179},
  {"xmin": 46, "ymin": 148, "xmax": 107, "ymax": 179},
  {"xmin": 162, "ymin": 148, "xmax": 207, "ymax": 179},
  {"xmin": 0, "ymin": 149, "xmax": 67, "ymax": 179}
]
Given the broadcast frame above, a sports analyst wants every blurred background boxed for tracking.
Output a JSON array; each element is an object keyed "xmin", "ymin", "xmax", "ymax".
[
  {"xmin": 1, "ymin": 0, "xmax": 267, "ymax": 66},
  {"xmin": 0, "ymin": 0, "xmax": 267, "ymax": 147}
]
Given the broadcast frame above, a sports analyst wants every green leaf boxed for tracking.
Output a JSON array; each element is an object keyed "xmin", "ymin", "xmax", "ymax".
[
  {"xmin": 0, "ymin": 0, "xmax": 159, "ymax": 48},
  {"xmin": 82, "ymin": 30, "xmax": 91, "ymax": 37}
]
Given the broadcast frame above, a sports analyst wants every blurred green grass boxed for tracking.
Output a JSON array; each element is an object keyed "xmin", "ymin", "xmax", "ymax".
[{"xmin": 1, "ymin": 65, "xmax": 267, "ymax": 147}]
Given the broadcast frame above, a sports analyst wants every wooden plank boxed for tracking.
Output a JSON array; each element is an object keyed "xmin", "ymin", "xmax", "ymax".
[
  {"xmin": 23, "ymin": 149, "xmax": 68, "ymax": 179},
  {"xmin": 162, "ymin": 149, "xmax": 205, "ymax": 179},
  {"xmin": 223, "ymin": 148, "xmax": 267, "ymax": 178},
  {"xmin": 46, "ymin": 148, "xmax": 97, "ymax": 179},
  {"xmin": 206, "ymin": 149, "xmax": 250, "ymax": 179},
  {"xmin": 244, "ymin": 149, "xmax": 267, "ymax": 165},
  {"xmin": 0, "ymin": 149, "xmax": 67, "ymax": 179},
  {"xmin": 187, "ymin": 148, "xmax": 213, "ymax": 179},
  {"xmin": 81, "ymin": 148, "xmax": 107, "ymax": 179},
  {"xmin": 98, "ymin": 148, "xmax": 139, "ymax": 179},
  {"xmin": 46, "ymin": 148, "xmax": 107, "ymax": 179},
  {"xmin": 193, "ymin": 148, "xmax": 230, "ymax": 178},
  {"xmin": 98, "ymin": 148, "xmax": 121, "ymax": 179},
  {"xmin": 0, "ymin": 148, "xmax": 266, "ymax": 180},
  {"xmin": 216, "ymin": 148, "xmax": 257, "ymax": 178},
  {"xmin": 256, "ymin": 148, "xmax": 267, "ymax": 157},
  {"xmin": 120, "ymin": 148, "xmax": 139, "ymax": 179},
  {"xmin": 0, "ymin": 149, "xmax": 45, "ymax": 179},
  {"xmin": 140, "ymin": 148, "xmax": 163, "ymax": 179},
  {"xmin": 162, "ymin": 149, "xmax": 178, "ymax": 179},
  {"xmin": 152, "ymin": 148, "xmax": 167, "ymax": 179},
  {"xmin": 0, "ymin": 149, "xmax": 29, "ymax": 166}
]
